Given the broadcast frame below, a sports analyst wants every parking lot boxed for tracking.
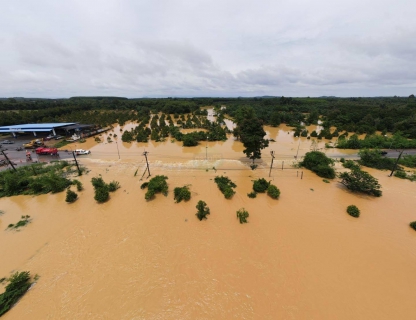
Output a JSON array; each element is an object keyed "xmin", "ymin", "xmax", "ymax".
[{"xmin": 0, "ymin": 135, "xmax": 76, "ymax": 171}]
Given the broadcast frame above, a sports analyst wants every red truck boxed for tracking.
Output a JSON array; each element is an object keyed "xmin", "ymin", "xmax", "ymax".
[{"xmin": 35, "ymin": 147, "xmax": 59, "ymax": 155}]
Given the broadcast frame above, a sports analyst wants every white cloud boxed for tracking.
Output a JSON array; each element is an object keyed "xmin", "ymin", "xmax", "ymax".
[{"xmin": 0, "ymin": 0, "xmax": 415, "ymax": 97}]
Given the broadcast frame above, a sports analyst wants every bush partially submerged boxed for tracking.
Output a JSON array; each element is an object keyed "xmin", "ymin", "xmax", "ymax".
[
  {"xmin": 72, "ymin": 179, "xmax": 83, "ymax": 191},
  {"xmin": 214, "ymin": 176, "xmax": 236, "ymax": 199},
  {"xmin": 174, "ymin": 186, "xmax": 191, "ymax": 203},
  {"xmin": 141, "ymin": 175, "xmax": 168, "ymax": 200},
  {"xmin": 267, "ymin": 184, "xmax": 280, "ymax": 199},
  {"xmin": 247, "ymin": 191, "xmax": 257, "ymax": 198},
  {"xmin": 196, "ymin": 200, "xmax": 210, "ymax": 220},
  {"xmin": 253, "ymin": 178, "xmax": 269, "ymax": 193},
  {"xmin": 65, "ymin": 189, "xmax": 78, "ymax": 203},
  {"xmin": 91, "ymin": 176, "xmax": 120, "ymax": 203},
  {"xmin": 339, "ymin": 168, "xmax": 382, "ymax": 197},
  {"xmin": 300, "ymin": 151, "xmax": 335, "ymax": 179},
  {"xmin": 410, "ymin": 221, "xmax": 416, "ymax": 231},
  {"xmin": 0, "ymin": 271, "xmax": 32, "ymax": 316},
  {"xmin": 7, "ymin": 215, "xmax": 31, "ymax": 230},
  {"xmin": 347, "ymin": 205, "xmax": 360, "ymax": 218},
  {"xmin": 236, "ymin": 208, "xmax": 249, "ymax": 224}
]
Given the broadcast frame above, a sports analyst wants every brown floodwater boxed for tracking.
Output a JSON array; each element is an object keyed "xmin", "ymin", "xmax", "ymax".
[{"xmin": 1, "ymin": 122, "xmax": 416, "ymax": 320}]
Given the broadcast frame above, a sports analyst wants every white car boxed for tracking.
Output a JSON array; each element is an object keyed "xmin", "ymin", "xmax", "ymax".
[{"xmin": 75, "ymin": 149, "xmax": 91, "ymax": 155}]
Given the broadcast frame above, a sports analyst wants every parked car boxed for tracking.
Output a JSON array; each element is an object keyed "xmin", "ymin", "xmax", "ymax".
[
  {"xmin": 75, "ymin": 149, "xmax": 91, "ymax": 155},
  {"xmin": 44, "ymin": 135, "xmax": 56, "ymax": 141},
  {"xmin": 379, "ymin": 151, "xmax": 388, "ymax": 156},
  {"xmin": 1, "ymin": 140, "xmax": 15, "ymax": 144}
]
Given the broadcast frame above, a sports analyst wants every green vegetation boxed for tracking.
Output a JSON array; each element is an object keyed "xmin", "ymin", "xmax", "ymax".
[
  {"xmin": 0, "ymin": 271, "xmax": 32, "ymax": 316},
  {"xmin": 410, "ymin": 221, "xmax": 416, "ymax": 231},
  {"xmin": 267, "ymin": 184, "xmax": 280, "ymax": 199},
  {"xmin": 0, "ymin": 162, "xmax": 79, "ymax": 198},
  {"xmin": 214, "ymin": 176, "xmax": 236, "ymax": 199},
  {"xmin": 358, "ymin": 149, "xmax": 396, "ymax": 170},
  {"xmin": 141, "ymin": 175, "xmax": 168, "ymax": 200},
  {"xmin": 65, "ymin": 189, "xmax": 78, "ymax": 203},
  {"xmin": 323, "ymin": 179, "xmax": 330, "ymax": 183},
  {"xmin": 140, "ymin": 182, "xmax": 149, "ymax": 189},
  {"xmin": 7, "ymin": 215, "xmax": 31, "ymax": 230},
  {"xmin": 233, "ymin": 107, "xmax": 269, "ymax": 167},
  {"xmin": 91, "ymin": 176, "xmax": 120, "ymax": 203},
  {"xmin": 236, "ymin": 208, "xmax": 249, "ymax": 224},
  {"xmin": 72, "ymin": 179, "xmax": 83, "ymax": 191},
  {"xmin": 108, "ymin": 181, "xmax": 120, "ymax": 192},
  {"xmin": 300, "ymin": 151, "xmax": 335, "ymax": 179},
  {"xmin": 253, "ymin": 178, "xmax": 270, "ymax": 193},
  {"xmin": 196, "ymin": 200, "xmax": 210, "ymax": 221},
  {"xmin": 247, "ymin": 191, "xmax": 257, "ymax": 198},
  {"xmin": 342, "ymin": 160, "xmax": 360, "ymax": 170},
  {"xmin": 53, "ymin": 140, "xmax": 71, "ymax": 148},
  {"xmin": 173, "ymin": 186, "xmax": 191, "ymax": 203},
  {"xmin": 346, "ymin": 205, "xmax": 360, "ymax": 218},
  {"xmin": 339, "ymin": 168, "xmax": 382, "ymax": 197}
]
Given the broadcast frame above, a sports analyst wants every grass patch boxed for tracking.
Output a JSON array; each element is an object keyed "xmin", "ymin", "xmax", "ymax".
[
  {"xmin": 236, "ymin": 208, "xmax": 249, "ymax": 224},
  {"xmin": 247, "ymin": 191, "xmax": 257, "ymax": 198},
  {"xmin": 323, "ymin": 179, "xmax": 330, "ymax": 183},
  {"xmin": 409, "ymin": 221, "xmax": 416, "ymax": 231},
  {"xmin": 346, "ymin": 205, "xmax": 360, "ymax": 218},
  {"xmin": 0, "ymin": 271, "xmax": 32, "ymax": 316},
  {"xmin": 214, "ymin": 176, "xmax": 236, "ymax": 199},
  {"xmin": 53, "ymin": 140, "xmax": 71, "ymax": 148}
]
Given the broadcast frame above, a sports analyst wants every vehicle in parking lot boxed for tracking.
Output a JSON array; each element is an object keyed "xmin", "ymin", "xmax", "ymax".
[
  {"xmin": 380, "ymin": 151, "xmax": 388, "ymax": 156},
  {"xmin": 75, "ymin": 149, "xmax": 91, "ymax": 155},
  {"xmin": 1, "ymin": 140, "xmax": 15, "ymax": 144}
]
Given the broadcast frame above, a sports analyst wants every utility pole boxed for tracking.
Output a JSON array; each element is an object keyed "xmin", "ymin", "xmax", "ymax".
[
  {"xmin": 115, "ymin": 139, "xmax": 120, "ymax": 160},
  {"xmin": 1, "ymin": 150, "xmax": 16, "ymax": 172},
  {"xmin": 206, "ymin": 136, "xmax": 208, "ymax": 160},
  {"xmin": 295, "ymin": 140, "xmax": 301, "ymax": 159},
  {"xmin": 269, "ymin": 151, "xmax": 275, "ymax": 177},
  {"xmin": 143, "ymin": 151, "xmax": 151, "ymax": 177},
  {"xmin": 389, "ymin": 149, "xmax": 404, "ymax": 177},
  {"xmin": 72, "ymin": 151, "xmax": 81, "ymax": 175}
]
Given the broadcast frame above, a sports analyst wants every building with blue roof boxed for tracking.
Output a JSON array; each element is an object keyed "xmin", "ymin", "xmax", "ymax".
[{"xmin": 0, "ymin": 123, "xmax": 76, "ymax": 137}]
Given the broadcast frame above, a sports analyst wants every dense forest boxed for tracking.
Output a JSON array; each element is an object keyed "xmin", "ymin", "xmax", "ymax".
[{"xmin": 1, "ymin": 96, "xmax": 415, "ymax": 144}]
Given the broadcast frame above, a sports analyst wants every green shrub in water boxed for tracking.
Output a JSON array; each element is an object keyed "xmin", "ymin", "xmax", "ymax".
[
  {"xmin": 347, "ymin": 205, "xmax": 360, "ymax": 218},
  {"xmin": 236, "ymin": 208, "xmax": 249, "ymax": 224},
  {"xmin": 174, "ymin": 186, "xmax": 191, "ymax": 203},
  {"xmin": 196, "ymin": 200, "xmax": 210, "ymax": 221}
]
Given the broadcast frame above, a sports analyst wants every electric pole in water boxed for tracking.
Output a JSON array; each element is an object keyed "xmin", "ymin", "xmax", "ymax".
[
  {"xmin": 269, "ymin": 151, "xmax": 275, "ymax": 177},
  {"xmin": 143, "ymin": 151, "xmax": 151, "ymax": 177},
  {"xmin": 206, "ymin": 136, "xmax": 208, "ymax": 160},
  {"xmin": 115, "ymin": 139, "xmax": 120, "ymax": 160},
  {"xmin": 389, "ymin": 149, "xmax": 404, "ymax": 177},
  {"xmin": 72, "ymin": 151, "xmax": 81, "ymax": 175},
  {"xmin": 1, "ymin": 150, "xmax": 16, "ymax": 172}
]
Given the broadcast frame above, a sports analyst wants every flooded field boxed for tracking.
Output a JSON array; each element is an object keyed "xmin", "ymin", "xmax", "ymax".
[{"xmin": 1, "ymin": 123, "xmax": 416, "ymax": 319}]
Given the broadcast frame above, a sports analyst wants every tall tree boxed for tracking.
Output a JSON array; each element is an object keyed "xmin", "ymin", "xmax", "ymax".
[{"xmin": 235, "ymin": 107, "xmax": 269, "ymax": 168}]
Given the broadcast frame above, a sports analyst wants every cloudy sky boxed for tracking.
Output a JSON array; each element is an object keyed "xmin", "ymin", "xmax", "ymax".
[{"xmin": 0, "ymin": 0, "xmax": 415, "ymax": 98}]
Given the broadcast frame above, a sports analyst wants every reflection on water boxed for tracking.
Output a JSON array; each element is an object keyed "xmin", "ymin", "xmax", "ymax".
[{"xmin": 1, "ymin": 120, "xmax": 416, "ymax": 320}]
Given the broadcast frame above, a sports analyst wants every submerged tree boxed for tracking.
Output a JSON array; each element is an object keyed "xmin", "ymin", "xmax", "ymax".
[
  {"xmin": 339, "ymin": 168, "xmax": 382, "ymax": 197},
  {"xmin": 234, "ymin": 107, "xmax": 269, "ymax": 168}
]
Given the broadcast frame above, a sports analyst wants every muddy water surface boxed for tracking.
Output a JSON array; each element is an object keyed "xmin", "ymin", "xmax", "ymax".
[{"xmin": 1, "ymin": 126, "xmax": 416, "ymax": 320}]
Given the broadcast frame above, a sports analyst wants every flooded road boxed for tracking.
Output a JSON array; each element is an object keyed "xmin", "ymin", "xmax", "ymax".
[{"xmin": 1, "ymin": 123, "xmax": 416, "ymax": 319}]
